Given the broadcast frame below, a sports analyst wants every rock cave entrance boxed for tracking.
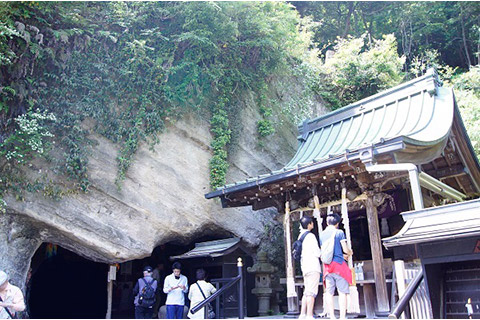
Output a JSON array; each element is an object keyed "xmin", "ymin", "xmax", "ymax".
[
  {"xmin": 28, "ymin": 243, "xmax": 108, "ymax": 319},
  {"xmin": 111, "ymin": 233, "xmax": 254, "ymax": 318}
]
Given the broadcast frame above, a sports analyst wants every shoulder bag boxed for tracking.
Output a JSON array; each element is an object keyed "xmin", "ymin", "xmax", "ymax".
[{"xmin": 196, "ymin": 282, "xmax": 215, "ymax": 319}]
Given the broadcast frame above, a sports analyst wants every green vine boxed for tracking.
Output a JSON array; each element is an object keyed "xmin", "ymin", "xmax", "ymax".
[
  {"xmin": 0, "ymin": 2, "xmax": 316, "ymax": 206},
  {"xmin": 256, "ymin": 84, "xmax": 275, "ymax": 138},
  {"xmin": 209, "ymin": 92, "xmax": 232, "ymax": 190}
]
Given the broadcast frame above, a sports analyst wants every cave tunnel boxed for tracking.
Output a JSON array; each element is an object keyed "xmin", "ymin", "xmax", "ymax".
[
  {"xmin": 28, "ymin": 243, "xmax": 108, "ymax": 319},
  {"xmin": 27, "ymin": 234, "xmax": 256, "ymax": 319}
]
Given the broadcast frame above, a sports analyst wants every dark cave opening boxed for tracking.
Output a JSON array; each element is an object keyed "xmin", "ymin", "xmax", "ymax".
[{"xmin": 28, "ymin": 243, "xmax": 108, "ymax": 319}]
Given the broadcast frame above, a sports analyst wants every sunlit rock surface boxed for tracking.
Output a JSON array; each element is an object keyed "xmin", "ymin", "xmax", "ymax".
[{"xmin": 3, "ymin": 87, "xmax": 327, "ymax": 288}]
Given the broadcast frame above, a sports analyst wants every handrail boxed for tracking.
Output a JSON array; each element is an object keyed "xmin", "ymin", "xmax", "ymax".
[
  {"xmin": 210, "ymin": 277, "xmax": 238, "ymax": 283},
  {"xmin": 190, "ymin": 258, "xmax": 244, "ymax": 319},
  {"xmin": 388, "ymin": 269, "xmax": 424, "ymax": 319},
  {"xmin": 190, "ymin": 275, "xmax": 241, "ymax": 314}
]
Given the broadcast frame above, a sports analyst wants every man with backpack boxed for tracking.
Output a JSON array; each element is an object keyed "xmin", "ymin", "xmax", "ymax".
[
  {"xmin": 320, "ymin": 213, "xmax": 353, "ymax": 319},
  {"xmin": 297, "ymin": 216, "xmax": 321, "ymax": 320},
  {"xmin": 133, "ymin": 266, "xmax": 158, "ymax": 319}
]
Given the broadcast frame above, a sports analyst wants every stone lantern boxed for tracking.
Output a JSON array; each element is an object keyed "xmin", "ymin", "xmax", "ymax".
[{"xmin": 247, "ymin": 251, "xmax": 277, "ymax": 316}]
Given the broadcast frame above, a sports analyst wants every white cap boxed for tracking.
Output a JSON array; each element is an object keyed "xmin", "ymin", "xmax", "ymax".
[{"xmin": 0, "ymin": 271, "xmax": 7, "ymax": 286}]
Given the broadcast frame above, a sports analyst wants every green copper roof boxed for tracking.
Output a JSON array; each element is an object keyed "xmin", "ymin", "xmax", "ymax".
[
  {"xmin": 284, "ymin": 69, "xmax": 452, "ymax": 170},
  {"xmin": 206, "ymin": 69, "xmax": 461, "ymax": 199}
]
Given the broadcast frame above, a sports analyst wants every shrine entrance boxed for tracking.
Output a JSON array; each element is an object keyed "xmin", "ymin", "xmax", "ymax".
[{"xmin": 205, "ymin": 69, "xmax": 480, "ymax": 318}]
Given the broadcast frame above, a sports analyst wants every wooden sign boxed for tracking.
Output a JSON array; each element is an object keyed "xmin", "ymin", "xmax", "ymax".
[{"xmin": 108, "ymin": 265, "xmax": 117, "ymax": 282}]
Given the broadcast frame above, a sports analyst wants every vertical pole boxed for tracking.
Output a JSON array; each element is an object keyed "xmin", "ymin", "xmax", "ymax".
[
  {"xmin": 365, "ymin": 191, "xmax": 390, "ymax": 315},
  {"xmin": 238, "ymin": 257, "xmax": 244, "ymax": 319},
  {"xmin": 314, "ymin": 195, "xmax": 328, "ymax": 316},
  {"xmin": 216, "ymin": 282, "xmax": 221, "ymax": 319},
  {"xmin": 341, "ymin": 188, "xmax": 353, "ymax": 269},
  {"xmin": 395, "ymin": 260, "xmax": 407, "ymax": 319},
  {"xmin": 408, "ymin": 168, "xmax": 424, "ymax": 210},
  {"xmin": 284, "ymin": 201, "xmax": 300, "ymax": 317},
  {"xmin": 106, "ymin": 280, "xmax": 113, "ymax": 319},
  {"xmin": 106, "ymin": 265, "xmax": 114, "ymax": 319}
]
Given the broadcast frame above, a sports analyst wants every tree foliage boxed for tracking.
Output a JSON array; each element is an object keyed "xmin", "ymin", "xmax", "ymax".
[
  {"xmin": 302, "ymin": 33, "xmax": 405, "ymax": 109},
  {"xmin": 450, "ymin": 67, "xmax": 480, "ymax": 157},
  {"xmin": 294, "ymin": 1, "xmax": 480, "ymax": 70}
]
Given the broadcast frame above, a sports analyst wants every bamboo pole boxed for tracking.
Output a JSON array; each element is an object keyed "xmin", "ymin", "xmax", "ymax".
[
  {"xmin": 342, "ymin": 187, "xmax": 360, "ymax": 314},
  {"xmin": 284, "ymin": 201, "xmax": 299, "ymax": 316}
]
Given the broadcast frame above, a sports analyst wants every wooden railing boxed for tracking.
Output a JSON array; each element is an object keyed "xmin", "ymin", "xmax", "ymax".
[
  {"xmin": 190, "ymin": 258, "xmax": 244, "ymax": 319},
  {"xmin": 388, "ymin": 269, "xmax": 424, "ymax": 319}
]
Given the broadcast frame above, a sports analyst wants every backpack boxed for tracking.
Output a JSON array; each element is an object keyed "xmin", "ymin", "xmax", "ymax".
[
  {"xmin": 138, "ymin": 278, "xmax": 156, "ymax": 308},
  {"xmin": 320, "ymin": 231, "xmax": 336, "ymax": 264},
  {"xmin": 292, "ymin": 231, "xmax": 310, "ymax": 261}
]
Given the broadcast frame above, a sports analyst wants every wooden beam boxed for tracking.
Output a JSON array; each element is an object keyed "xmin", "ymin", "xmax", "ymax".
[
  {"xmin": 425, "ymin": 164, "xmax": 466, "ymax": 180},
  {"xmin": 366, "ymin": 191, "xmax": 390, "ymax": 315}
]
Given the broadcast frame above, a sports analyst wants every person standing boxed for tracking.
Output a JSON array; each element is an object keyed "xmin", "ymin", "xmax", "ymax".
[
  {"xmin": 298, "ymin": 216, "xmax": 321, "ymax": 320},
  {"xmin": 187, "ymin": 269, "xmax": 216, "ymax": 319},
  {"xmin": 0, "ymin": 271, "xmax": 26, "ymax": 319},
  {"xmin": 164, "ymin": 262, "xmax": 188, "ymax": 319},
  {"xmin": 320, "ymin": 213, "xmax": 353, "ymax": 319},
  {"xmin": 133, "ymin": 266, "xmax": 158, "ymax": 319}
]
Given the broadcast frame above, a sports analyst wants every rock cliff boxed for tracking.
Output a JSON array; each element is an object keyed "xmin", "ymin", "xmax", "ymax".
[{"xmin": 2, "ymin": 86, "xmax": 324, "ymax": 289}]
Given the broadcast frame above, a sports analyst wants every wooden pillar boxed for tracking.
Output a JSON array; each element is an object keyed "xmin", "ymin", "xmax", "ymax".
[
  {"xmin": 365, "ymin": 191, "xmax": 390, "ymax": 315},
  {"xmin": 283, "ymin": 201, "xmax": 300, "ymax": 317}
]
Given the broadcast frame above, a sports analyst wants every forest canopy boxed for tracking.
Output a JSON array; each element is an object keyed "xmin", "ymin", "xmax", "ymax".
[{"xmin": 0, "ymin": 1, "xmax": 479, "ymax": 210}]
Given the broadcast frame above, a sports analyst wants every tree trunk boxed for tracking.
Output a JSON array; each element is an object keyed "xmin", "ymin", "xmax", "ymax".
[
  {"xmin": 460, "ymin": 4, "xmax": 473, "ymax": 68},
  {"xmin": 342, "ymin": 2, "xmax": 356, "ymax": 38},
  {"xmin": 477, "ymin": 16, "xmax": 480, "ymax": 65}
]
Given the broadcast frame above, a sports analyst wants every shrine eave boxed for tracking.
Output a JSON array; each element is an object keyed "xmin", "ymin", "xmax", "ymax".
[
  {"xmin": 205, "ymin": 136, "xmax": 405, "ymax": 200},
  {"xmin": 383, "ymin": 198, "xmax": 480, "ymax": 248}
]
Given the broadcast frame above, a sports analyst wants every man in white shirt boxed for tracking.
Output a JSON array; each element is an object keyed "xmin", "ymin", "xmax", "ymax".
[
  {"xmin": 298, "ymin": 216, "xmax": 321, "ymax": 320},
  {"xmin": 0, "ymin": 271, "xmax": 25, "ymax": 319},
  {"xmin": 163, "ymin": 262, "xmax": 188, "ymax": 319}
]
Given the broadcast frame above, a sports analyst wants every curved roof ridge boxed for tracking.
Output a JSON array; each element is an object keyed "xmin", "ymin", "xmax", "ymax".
[{"xmin": 298, "ymin": 68, "xmax": 440, "ymax": 136}]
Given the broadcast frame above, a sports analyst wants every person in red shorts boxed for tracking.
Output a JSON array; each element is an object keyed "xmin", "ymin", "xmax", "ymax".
[{"xmin": 320, "ymin": 213, "xmax": 353, "ymax": 319}]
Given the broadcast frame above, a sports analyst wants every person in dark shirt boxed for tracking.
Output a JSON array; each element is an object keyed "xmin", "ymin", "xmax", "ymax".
[{"xmin": 133, "ymin": 266, "xmax": 158, "ymax": 319}]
